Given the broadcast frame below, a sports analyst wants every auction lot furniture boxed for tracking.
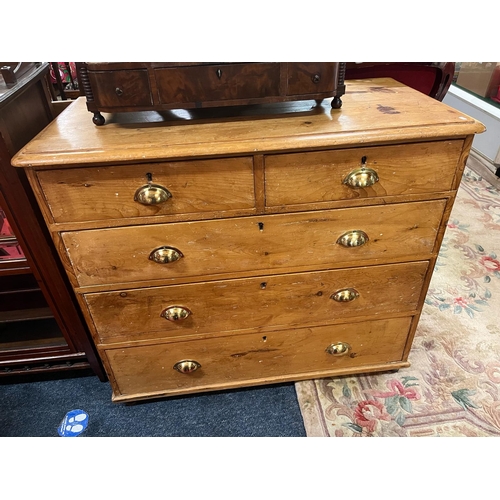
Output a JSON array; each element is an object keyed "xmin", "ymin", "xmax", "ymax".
[
  {"xmin": 77, "ymin": 62, "xmax": 346, "ymax": 125},
  {"xmin": 12, "ymin": 78, "xmax": 484, "ymax": 401}
]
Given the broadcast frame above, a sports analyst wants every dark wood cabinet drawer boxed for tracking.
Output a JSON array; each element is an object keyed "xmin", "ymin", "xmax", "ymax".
[
  {"xmin": 89, "ymin": 69, "xmax": 153, "ymax": 108},
  {"xmin": 154, "ymin": 63, "xmax": 281, "ymax": 105},
  {"xmin": 287, "ymin": 63, "xmax": 337, "ymax": 95}
]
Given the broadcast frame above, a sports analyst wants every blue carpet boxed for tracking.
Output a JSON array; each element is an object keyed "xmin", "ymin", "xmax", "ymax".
[{"xmin": 0, "ymin": 374, "xmax": 306, "ymax": 437}]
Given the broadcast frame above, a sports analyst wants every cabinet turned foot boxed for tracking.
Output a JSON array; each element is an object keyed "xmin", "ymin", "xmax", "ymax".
[
  {"xmin": 331, "ymin": 96, "xmax": 342, "ymax": 109},
  {"xmin": 92, "ymin": 112, "xmax": 105, "ymax": 126},
  {"xmin": 315, "ymin": 99, "xmax": 323, "ymax": 106}
]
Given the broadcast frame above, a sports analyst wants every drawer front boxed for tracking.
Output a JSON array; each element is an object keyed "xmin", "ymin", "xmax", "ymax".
[
  {"xmin": 104, "ymin": 317, "xmax": 412, "ymax": 398},
  {"xmin": 265, "ymin": 141, "xmax": 463, "ymax": 207},
  {"xmin": 287, "ymin": 63, "xmax": 336, "ymax": 95},
  {"xmin": 89, "ymin": 70, "xmax": 153, "ymax": 108},
  {"xmin": 63, "ymin": 200, "xmax": 445, "ymax": 287},
  {"xmin": 86, "ymin": 261, "xmax": 428, "ymax": 344},
  {"xmin": 37, "ymin": 157, "xmax": 255, "ymax": 223},
  {"xmin": 155, "ymin": 63, "xmax": 281, "ymax": 104}
]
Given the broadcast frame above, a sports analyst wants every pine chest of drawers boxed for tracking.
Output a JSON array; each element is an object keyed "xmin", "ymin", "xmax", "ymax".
[{"xmin": 12, "ymin": 78, "xmax": 484, "ymax": 402}]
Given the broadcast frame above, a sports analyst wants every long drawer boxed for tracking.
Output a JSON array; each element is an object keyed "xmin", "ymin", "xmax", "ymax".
[
  {"xmin": 86, "ymin": 261, "xmax": 428, "ymax": 344},
  {"xmin": 62, "ymin": 200, "xmax": 446, "ymax": 287},
  {"xmin": 104, "ymin": 316, "xmax": 412, "ymax": 399},
  {"xmin": 265, "ymin": 140, "xmax": 463, "ymax": 207},
  {"xmin": 36, "ymin": 157, "xmax": 255, "ymax": 223},
  {"xmin": 154, "ymin": 63, "xmax": 281, "ymax": 104}
]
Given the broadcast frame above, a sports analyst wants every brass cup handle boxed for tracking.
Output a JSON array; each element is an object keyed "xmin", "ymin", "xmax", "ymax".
[
  {"xmin": 326, "ymin": 342, "xmax": 351, "ymax": 356},
  {"xmin": 149, "ymin": 246, "xmax": 183, "ymax": 264},
  {"xmin": 161, "ymin": 306, "xmax": 192, "ymax": 322},
  {"xmin": 134, "ymin": 183, "xmax": 172, "ymax": 205},
  {"xmin": 173, "ymin": 360, "xmax": 201, "ymax": 374},
  {"xmin": 337, "ymin": 230, "xmax": 369, "ymax": 247},
  {"xmin": 331, "ymin": 288, "xmax": 359, "ymax": 302},
  {"xmin": 343, "ymin": 167, "xmax": 379, "ymax": 188}
]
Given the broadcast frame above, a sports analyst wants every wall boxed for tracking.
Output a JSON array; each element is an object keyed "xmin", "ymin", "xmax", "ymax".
[{"xmin": 443, "ymin": 84, "xmax": 500, "ymax": 168}]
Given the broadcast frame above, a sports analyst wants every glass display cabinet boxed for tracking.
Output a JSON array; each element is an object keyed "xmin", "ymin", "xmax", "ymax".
[{"xmin": 0, "ymin": 62, "xmax": 105, "ymax": 378}]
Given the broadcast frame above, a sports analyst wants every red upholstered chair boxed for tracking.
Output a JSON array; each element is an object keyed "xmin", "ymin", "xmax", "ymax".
[{"xmin": 345, "ymin": 62, "xmax": 455, "ymax": 101}]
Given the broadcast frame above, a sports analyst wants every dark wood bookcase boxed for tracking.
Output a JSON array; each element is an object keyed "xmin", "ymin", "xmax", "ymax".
[{"xmin": 0, "ymin": 62, "xmax": 105, "ymax": 379}]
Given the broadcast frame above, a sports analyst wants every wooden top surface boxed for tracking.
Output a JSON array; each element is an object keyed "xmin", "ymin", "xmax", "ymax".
[{"xmin": 12, "ymin": 78, "xmax": 485, "ymax": 168}]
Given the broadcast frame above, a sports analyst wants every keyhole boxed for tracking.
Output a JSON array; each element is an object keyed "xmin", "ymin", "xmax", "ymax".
[
  {"xmin": 146, "ymin": 172, "xmax": 153, "ymax": 183},
  {"xmin": 361, "ymin": 156, "xmax": 367, "ymax": 166},
  {"xmin": 258, "ymin": 222, "xmax": 264, "ymax": 231}
]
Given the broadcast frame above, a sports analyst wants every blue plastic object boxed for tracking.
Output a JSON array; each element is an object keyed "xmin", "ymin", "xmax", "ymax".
[{"xmin": 57, "ymin": 409, "xmax": 89, "ymax": 437}]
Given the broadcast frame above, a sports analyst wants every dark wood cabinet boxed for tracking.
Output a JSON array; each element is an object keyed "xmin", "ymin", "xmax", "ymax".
[
  {"xmin": 0, "ymin": 62, "xmax": 105, "ymax": 378},
  {"xmin": 78, "ymin": 62, "xmax": 346, "ymax": 125}
]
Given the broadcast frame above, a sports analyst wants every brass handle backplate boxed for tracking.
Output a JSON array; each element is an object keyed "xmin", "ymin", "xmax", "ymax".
[
  {"xmin": 161, "ymin": 306, "xmax": 192, "ymax": 322},
  {"xmin": 343, "ymin": 167, "xmax": 379, "ymax": 188},
  {"xmin": 337, "ymin": 230, "xmax": 369, "ymax": 247},
  {"xmin": 331, "ymin": 288, "xmax": 359, "ymax": 302},
  {"xmin": 134, "ymin": 183, "xmax": 172, "ymax": 205},
  {"xmin": 173, "ymin": 360, "xmax": 201, "ymax": 374},
  {"xmin": 149, "ymin": 246, "xmax": 183, "ymax": 264},
  {"xmin": 326, "ymin": 342, "xmax": 351, "ymax": 356}
]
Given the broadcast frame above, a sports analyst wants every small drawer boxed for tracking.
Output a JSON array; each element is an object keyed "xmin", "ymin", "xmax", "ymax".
[
  {"xmin": 103, "ymin": 316, "xmax": 412, "ymax": 399},
  {"xmin": 88, "ymin": 69, "xmax": 153, "ymax": 108},
  {"xmin": 265, "ymin": 140, "xmax": 463, "ymax": 207},
  {"xmin": 86, "ymin": 261, "xmax": 428, "ymax": 344},
  {"xmin": 62, "ymin": 200, "xmax": 445, "ymax": 287},
  {"xmin": 37, "ymin": 157, "xmax": 255, "ymax": 223},
  {"xmin": 287, "ymin": 63, "xmax": 337, "ymax": 95},
  {"xmin": 154, "ymin": 63, "xmax": 281, "ymax": 105}
]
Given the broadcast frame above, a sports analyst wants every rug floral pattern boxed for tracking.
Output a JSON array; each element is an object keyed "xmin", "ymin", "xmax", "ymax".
[{"xmin": 295, "ymin": 167, "xmax": 500, "ymax": 436}]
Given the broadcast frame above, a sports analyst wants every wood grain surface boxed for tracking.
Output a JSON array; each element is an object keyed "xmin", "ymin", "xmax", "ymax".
[{"xmin": 11, "ymin": 79, "xmax": 485, "ymax": 169}]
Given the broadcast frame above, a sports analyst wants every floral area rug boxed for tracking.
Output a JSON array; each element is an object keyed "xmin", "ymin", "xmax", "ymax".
[{"xmin": 295, "ymin": 167, "xmax": 500, "ymax": 436}]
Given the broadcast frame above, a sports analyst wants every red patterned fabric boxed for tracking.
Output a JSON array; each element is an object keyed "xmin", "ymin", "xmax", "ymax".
[{"xmin": 49, "ymin": 63, "xmax": 77, "ymax": 84}]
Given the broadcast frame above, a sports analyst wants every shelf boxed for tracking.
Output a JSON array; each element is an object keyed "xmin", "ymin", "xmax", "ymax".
[
  {"xmin": 0, "ymin": 307, "xmax": 53, "ymax": 323},
  {"xmin": 0, "ymin": 236, "xmax": 18, "ymax": 243},
  {"xmin": 0, "ymin": 317, "xmax": 65, "ymax": 352},
  {"xmin": 0, "ymin": 260, "xmax": 29, "ymax": 274}
]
